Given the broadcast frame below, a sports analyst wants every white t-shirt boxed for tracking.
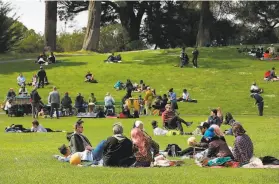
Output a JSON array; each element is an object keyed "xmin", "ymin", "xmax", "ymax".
[
  {"xmin": 250, "ymin": 85, "xmax": 259, "ymax": 91},
  {"xmin": 17, "ymin": 76, "xmax": 26, "ymax": 84},
  {"xmin": 153, "ymin": 127, "xmax": 168, "ymax": 136},
  {"xmin": 182, "ymin": 92, "xmax": 189, "ymax": 100},
  {"xmin": 31, "ymin": 124, "xmax": 47, "ymax": 132}
]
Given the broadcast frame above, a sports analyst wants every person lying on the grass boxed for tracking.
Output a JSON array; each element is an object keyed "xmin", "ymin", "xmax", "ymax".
[
  {"xmin": 206, "ymin": 125, "xmax": 233, "ymax": 159},
  {"xmin": 61, "ymin": 92, "xmax": 73, "ymax": 114},
  {"xmin": 18, "ymin": 84, "xmax": 28, "ymax": 96},
  {"xmin": 151, "ymin": 120, "xmax": 168, "ymax": 136},
  {"xmin": 31, "ymin": 120, "xmax": 47, "ymax": 132},
  {"xmin": 6, "ymin": 88, "xmax": 16, "ymax": 100},
  {"xmin": 84, "ymin": 71, "xmax": 97, "ymax": 83},
  {"xmin": 178, "ymin": 122, "xmax": 210, "ymax": 156},
  {"xmin": 250, "ymin": 82, "xmax": 263, "ymax": 94},
  {"xmin": 17, "ymin": 73, "xmax": 26, "ymax": 86},
  {"xmin": 102, "ymin": 123, "xmax": 136, "ymax": 167},
  {"xmin": 177, "ymin": 89, "xmax": 197, "ymax": 103},
  {"xmin": 232, "ymin": 123, "xmax": 254, "ymax": 166},
  {"xmin": 131, "ymin": 128, "xmax": 159, "ymax": 167},
  {"xmin": 162, "ymin": 104, "xmax": 193, "ymax": 135},
  {"xmin": 114, "ymin": 81, "xmax": 125, "ymax": 90},
  {"xmin": 106, "ymin": 53, "xmax": 122, "ymax": 63},
  {"xmin": 55, "ymin": 140, "xmax": 106, "ymax": 165},
  {"xmin": 207, "ymin": 109, "xmax": 222, "ymax": 127},
  {"xmin": 48, "ymin": 52, "xmax": 56, "ymax": 63},
  {"xmin": 69, "ymin": 119, "xmax": 92, "ymax": 153}
]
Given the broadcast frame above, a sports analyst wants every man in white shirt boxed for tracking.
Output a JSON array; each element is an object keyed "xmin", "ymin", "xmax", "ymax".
[
  {"xmin": 17, "ymin": 73, "xmax": 26, "ymax": 86},
  {"xmin": 178, "ymin": 89, "xmax": 197, "ymax": 103},
  {"xmin": 31, "ymin": 120, "xmax": 47, "ymax": 132},
  {"xmin": 250, "ymin": 82, "xmax": 263, "ymax": 94},
  {"xmin": 152, "ymin": 120, "xmax": 168, "ymax": 136},
  {"xmin": 104, "ymin": 92, "xmax": 115, "ymax": 114}
]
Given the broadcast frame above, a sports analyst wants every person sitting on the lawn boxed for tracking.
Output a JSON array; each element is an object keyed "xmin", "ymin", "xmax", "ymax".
[
  {"xmin": 104, "ymin": 92, "xmax": 115, "ymax": 114},
  {"xmin": 151, "ymin": 120, "xmax": 168, "ymax": 136},
  {"xmin": 85, "ymin": 71, "xmax": 97, "ymax": 83},
  {"xmin": 268, "ymin": 44, "xmax": 276, "ymax": 56},
  {"xmin": 207, "ymin": 109, "xmax": 222, "ymax": 127},
  {"xmin": 36, "ymin": 54, "xmax": 46, "ymax": 64},
  {"xmin": 206, "ymin": 125, "xmax": 233, "ymax": 159},
  {"xmin": 102, "ymin": 123, "xmax": 136, "ymax": 167},
  {"xmin": 255, "ymin": 48, "xmax": 263, "ymax": 58},
  {"xmin": 31, "ymin": 120, "xmax": 47, "ymax": 132},
  {"xmin": 131, "ymin": 128, "xmax": 159, "ymax": 167},
  {"xmin": 114, "ymin": 81, "xmax": 124, "ymax": 90},
  {"xmin": 4, "ymin": 98, "xmax": 13, "ymax": 114},
  {"xmin": 75, "ymin": 93, "xmax": 85, "ymax": 113},
  {"xmin": 107, "ymin": 53, "xmax": 115, "ymax": 62},
  {"xmin": 6, "ymin": 88, "xmax": 16, "ymax": 99},
  {"xmin": 121, "ymin": 104, "xmax": 133, "ymax": 118},
  {"xmin": 250, "ymin": 82, "xmax": 263, "ymax": 94},
  {"xmin": 178, "ymin": 122, "xmax": 211, "ymax": 156},
  {"xmin": 61, "ymin": 92, "xmax": 72, "ymax": 114},
  {"xmin": 18, "ymin": 84, "xmax": 28, "ymax": 96},
  {"xmin": 152, "ymin": 96, "xmax": 164, "ymax": 110},
  {"xmin": 88, "ymin": 93, "xmax": 97, "ymax": 104},
  {"xmin": 232, "ymin": 123, "xmax": 254, "ymax": 166},
  {"xmin": 162, "ymin": 104, "xmax": 192, "ymax": 134},
  {"xmin": 48, "ymin": 52, "xmax": 56, "ymax": 63},
  {"xmin": 162, "ymin": 94, "xmax": 168, "ymax": 107},
  {"xmin": 30, "ymin": 74, "xmax": 38, "ymax": 87},
  {"xmin": 69, "ymin": 119, "xmax": 92, "ymax": 154},
  {"xmin": 263, "ymin": 50, "xmax": 270, "ymax": 59},
  {"xmin": 177, "ymin": 89, "xmax": 197, "ymax": 103},
  {"xmin": 17, "ymin": 73, "xmax": 26, "ymax": 86}
]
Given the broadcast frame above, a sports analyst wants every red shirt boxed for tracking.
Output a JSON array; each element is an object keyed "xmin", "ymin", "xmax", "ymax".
[{"xmin": 162, "ymin": 110, "xmax": 175, "ymax": 125}]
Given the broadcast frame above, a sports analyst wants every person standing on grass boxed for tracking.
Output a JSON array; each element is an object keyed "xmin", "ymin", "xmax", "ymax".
[
  {"xmin": 48, "ymin": 86, "xmax": 60, "ymax": 119},
  {"xmin": 192, "ymin": 47, "xmax": 199, "ymax": 68},
  {"xmin": 30, "ymin": 87, "xmax": 41, "ymax": 119},
  {"xmin": 37, "ymin": 66, "xmax": 46, "ymax": 88},
  {"xmin": 168, "ymin": 88, "xmax": 178, "ymax": 111},
  {"xmin": 250, "ymin": 93, "xmax": 264, "ymax": 116}
]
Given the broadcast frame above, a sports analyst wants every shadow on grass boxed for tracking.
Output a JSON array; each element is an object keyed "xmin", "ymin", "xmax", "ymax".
[{"xmin": 0, "ymin": 59, "xmax": 87, "ymax": 74}]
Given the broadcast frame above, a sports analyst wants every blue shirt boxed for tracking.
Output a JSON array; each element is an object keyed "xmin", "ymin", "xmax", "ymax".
[{"xmin": 169, "ymin": 92, "xmax": 177, "ymax": 102}]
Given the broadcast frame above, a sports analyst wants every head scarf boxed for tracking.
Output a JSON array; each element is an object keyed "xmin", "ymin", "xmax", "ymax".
[{"xmin": 232, "ymin": 123, "xmax": 246, "ymax": 136}]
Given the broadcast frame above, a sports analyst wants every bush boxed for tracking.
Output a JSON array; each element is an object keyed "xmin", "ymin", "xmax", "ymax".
[
  {"xmin": 16, "ymin": 29, "xmax": 44, "ymax": 53},
  {"xmin": 56, "ymin": 29, "xmax": 85, "ymax": 52},
  {"xmin": 124, "ymin": 40, "xmax": 146, "ymax": 51}
]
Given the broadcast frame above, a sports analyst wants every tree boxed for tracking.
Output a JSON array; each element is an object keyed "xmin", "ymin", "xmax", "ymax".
[
  {"xmin": 44, "ymin": 0, "xmax": 57, "ymax": 51},
  {"xmin": 196, "ymin": 1, "xmax": 212, "ymax": 47},
  {"xmin": 0, "ymin": 1, "xmax": 24, "ymax": 53},
  {"xmin": 82, "ymin": 0, "xmax": 101, "ymax": 51},
  {"xmin": 233, "ymin": 1, "xmax": 279, "ymax": 43}
]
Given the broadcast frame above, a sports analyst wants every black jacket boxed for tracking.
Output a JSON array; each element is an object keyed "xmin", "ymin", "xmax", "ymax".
[
  {"xmin": 69, "ymin": 133, "xmax": 92, "ymax": 153},
  {"xmin": 30, "ymin": 90, "xmax": 41, "ymax": 103},
  {"xmin": 103, "ymin": 135, "xmax": 135, "ymax": 167},
  {"xmin": 38, "ymin": 70, "xmax": 46, "ymax": 79},
  {"xmin": 61, "ymin": 96, "xmax": 72, "ymax": 106}
]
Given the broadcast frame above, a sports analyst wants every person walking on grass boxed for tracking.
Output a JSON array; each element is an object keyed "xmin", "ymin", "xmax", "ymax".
[
  {"xmin": 48, "ymin": 86, "xmax": 60, "ymax": 119},
  {"xmin": 192, "ymin": 47, "xmax": 199, "ymax": 68},
  {"xmin": 250, "ymin": 93, "xmax": 264, "ymax": 116}
]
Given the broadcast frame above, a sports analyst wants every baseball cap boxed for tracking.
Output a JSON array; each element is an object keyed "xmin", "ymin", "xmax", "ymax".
[{"xmin": 197, "ymin": 122, "xmax": 210, "ymax": 129}]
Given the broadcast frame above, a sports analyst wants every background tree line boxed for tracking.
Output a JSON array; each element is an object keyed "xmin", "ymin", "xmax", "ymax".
[{"xmin": 1, "ymin": 0, "xmax": 279, "ymax": 54}]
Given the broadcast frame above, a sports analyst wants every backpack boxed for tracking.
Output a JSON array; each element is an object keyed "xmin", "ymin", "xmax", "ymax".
[
  {"xmin": 225, "ymin": 112, "xmax": 234, "ymax": 125},
  {"xmin": 164, "ymin": 144, "xmax": 182, "ymax": 157},
  {"xmin": 264, "ymin": 71, "xmax": 271, "ymax": 78}
]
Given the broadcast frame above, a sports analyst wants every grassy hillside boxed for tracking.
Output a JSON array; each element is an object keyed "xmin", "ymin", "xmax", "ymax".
[
  {"xmin": 1, "ymin": 47, "xmax": 279, "ymax": 115},
  {"xmin": 0, "ymin": 47, "xmax": 279, "ymax": 184}
]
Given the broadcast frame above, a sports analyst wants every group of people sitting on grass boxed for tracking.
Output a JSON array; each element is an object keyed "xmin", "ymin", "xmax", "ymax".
[
  {"xmin": 241, "ymin": 44, "xmax": 279, "ymax": 60},
  {"xmin": 52, "ymin": 106, "xmax": 263, "ymax": 168},
  {"xmin": 36, "ymin": 52, "xmax": 56, "ymax": 65}
]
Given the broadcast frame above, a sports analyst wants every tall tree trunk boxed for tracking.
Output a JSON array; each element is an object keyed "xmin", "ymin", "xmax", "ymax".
[
  {"xmin": 196, "ymin": 1, "xmax": 211, "ymax": 47},
  {"xmin": 44, "ymin": 1, "xmax": 57, "ymax": 51},
  {"xmin": 82, "ymin": 1, "xmax": 101, "ymax": 51}
]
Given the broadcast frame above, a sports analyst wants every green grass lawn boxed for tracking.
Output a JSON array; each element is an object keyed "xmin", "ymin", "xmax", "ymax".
[{"xmin": 1, "ymin": 47, "xmax": 279, "ymax": 183}]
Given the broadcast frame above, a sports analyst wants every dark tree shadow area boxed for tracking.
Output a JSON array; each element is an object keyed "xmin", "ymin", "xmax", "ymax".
[{"xmin": 0, "ymin": 59, "xmax": 87, "ymax": 75}]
